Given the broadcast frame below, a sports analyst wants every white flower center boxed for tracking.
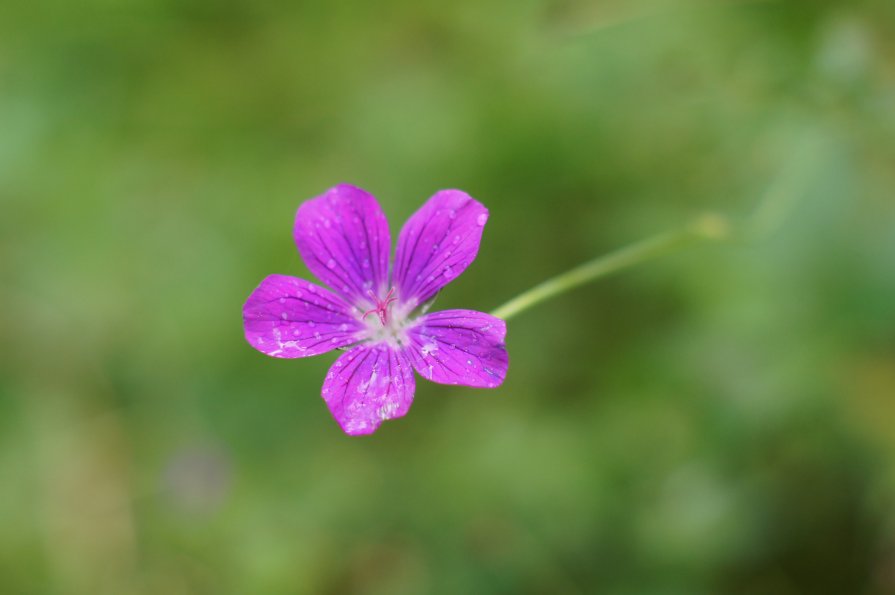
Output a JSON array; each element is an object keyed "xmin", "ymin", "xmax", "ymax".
[{"xmin": 359, "ymin": 287, "xmax": 413, "ymax": 348}]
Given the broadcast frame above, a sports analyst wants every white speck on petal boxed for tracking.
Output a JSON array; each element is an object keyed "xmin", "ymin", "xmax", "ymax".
[{"xmin": 378, "ymin": 401, "xmax": 398, "ymax": 420}]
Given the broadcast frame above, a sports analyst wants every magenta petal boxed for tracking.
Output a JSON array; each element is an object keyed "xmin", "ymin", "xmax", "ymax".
[
  {"xmin": 243, "ymin": 275, "xmax": 364, "ymax": 358},
  {"xmin": 392, "ymin": 190, "xmax": 488, "ymax": 308},
  {"xmin": 322, "ymin": 344, "xmax": 416, "ymax": 436},
  {"xmin": 407, "ymin": 309, "xmax": 508, "ymax": 388},
  {"xmin": 293, "ymin": 184, "xmax": 391, "ymax": 306}
]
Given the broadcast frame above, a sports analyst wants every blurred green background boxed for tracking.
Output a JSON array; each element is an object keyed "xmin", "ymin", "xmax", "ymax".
[{"xmin": 2, "ymin": 0, "xmax": 895, "ymax": 593}]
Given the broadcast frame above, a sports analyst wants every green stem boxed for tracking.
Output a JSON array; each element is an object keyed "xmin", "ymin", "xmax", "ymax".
[
  {"xmin": 490, "ymin": 214, "xmax": 729, "ymax": 321},
  {"xmin": 490, "ymin": 145, "xmax": 819, "ymax": 322}
]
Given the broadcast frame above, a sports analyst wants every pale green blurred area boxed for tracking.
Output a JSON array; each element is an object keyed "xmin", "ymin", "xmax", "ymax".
[{"xmin": 2, "ymin": 0, "xmax": 895, "ymax": 593}]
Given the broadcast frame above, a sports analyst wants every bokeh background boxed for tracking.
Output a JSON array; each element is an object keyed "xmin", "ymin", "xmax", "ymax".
[{"xmin": 2, "ymin": 0, "xmax": 895, "ymax": 593}]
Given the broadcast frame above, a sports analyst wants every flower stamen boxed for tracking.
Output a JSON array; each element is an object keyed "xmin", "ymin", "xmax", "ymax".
[{"xmin": 362, "ymin": 287, "xmax": 398, "ymax": 326}]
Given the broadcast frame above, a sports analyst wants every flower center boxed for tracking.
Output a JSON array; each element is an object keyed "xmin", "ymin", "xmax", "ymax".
[
  {"xmin": 362, "ymin": 287, "xmax": 398, "ymax": 326},
  {"xmin": 360, "ymin": 287, "xmax": 412, "ymax": 348}
]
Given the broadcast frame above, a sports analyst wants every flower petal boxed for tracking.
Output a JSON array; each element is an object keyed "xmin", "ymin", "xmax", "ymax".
[
  {"xmin": 322, "ymin": 344, "xmax": 416, "ymax": 436},
  {"xmin": 406, "ymin": 309, "xmax": 508, "ymax": 388},
  {"xmin": 243, "ymin": 275, "xmax": 364, "ymax": 358},
  {"xmin": 293, "ymin": 184, "xmax": 391, "ymax": 306},
  {"xmin": 392, "ymin": 190, "xmax": 488, "ymax": 308}
]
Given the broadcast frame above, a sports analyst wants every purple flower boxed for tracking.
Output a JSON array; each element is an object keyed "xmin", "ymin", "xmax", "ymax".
[{"xmin": 243, "ymin": 184, "xmax": 509, "ymax": 435}]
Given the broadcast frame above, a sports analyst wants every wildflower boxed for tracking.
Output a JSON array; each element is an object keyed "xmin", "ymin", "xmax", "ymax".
[{"xmin": 243, "ymin": 184, "xmax": 509, "ymax": 435}]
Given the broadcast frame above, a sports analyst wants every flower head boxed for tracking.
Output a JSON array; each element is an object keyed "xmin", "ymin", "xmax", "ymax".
[{"xmin": 243, "ymin": 184, "xmax": 509, "ymax": 435}]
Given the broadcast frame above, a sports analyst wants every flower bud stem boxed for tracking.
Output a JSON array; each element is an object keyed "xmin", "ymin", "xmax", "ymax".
[
  {"xmin": 491, "ymin": 145, "xmax": 819, "ymax": 321},
  {"xmin": 490, "ymin": 218, "xmax": 726, "ymax": 321}
]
